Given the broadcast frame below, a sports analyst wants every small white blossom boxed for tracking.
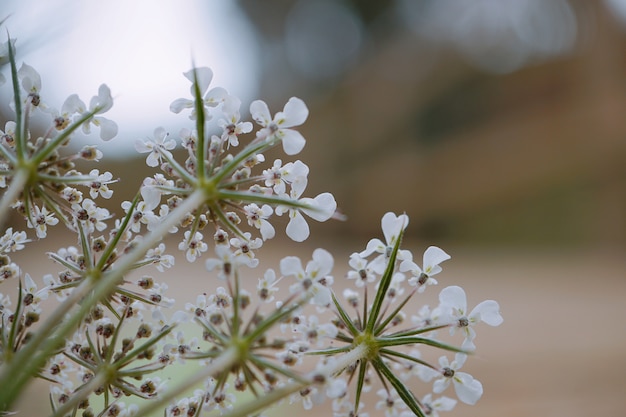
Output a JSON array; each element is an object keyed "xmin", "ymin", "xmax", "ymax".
[
  {"xmin": 135, "ymin": 127, "xmax": 176, "ymax": 167},
  {"xmin": 401, "ymin": 246, "xmax": 451, "ymax": 292},
  {"xmin": 360, "ymin": 212, "xmax": 411, "ymax": 273},
  {"xmin": 218, "ymin": 95, "xmax": 252, "ymax": 147},
  {"xmin": 27, "ymin": 205, "xmax": 59, "ymax": 238},
  {"xmin": 170, "ymin": 67, "xmax": 228, "ymax": 119},
  {"xmin": 179, "ymin": 231, "xmax": 208, "ymax": 262},
  {"xmin": 435, "ymin": 285, "xmax": 503, "ymax": 346},
  {"xmin": 250, "ymin": 97, "xmax": 309, "ymax": 155},
  {"xmin": 243, "ymin": 203, "xmax": 275, "ymax": 240},
  {"xmin": 87, "ymin": 169, "xmax": 115, "ymax": 199},
  {"xmin": 432, "ymin": 354, "xmax": 483, "ymax": 405}
]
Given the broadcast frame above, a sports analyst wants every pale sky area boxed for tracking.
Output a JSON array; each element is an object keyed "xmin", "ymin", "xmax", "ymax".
[{"xmin": 2, "ymin": 0, "xmax": 259, "ymax": 155}]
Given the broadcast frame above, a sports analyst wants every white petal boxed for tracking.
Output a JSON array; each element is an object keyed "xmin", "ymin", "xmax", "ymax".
[
  {"xmin": 250, "ymin": 100, "xmax": 272, "ymax": 126},
  {"xmin": 170, "ymin": 98, "xmax": 192, "ymax": 114},
  {"xmin": 184, "ymin": 67, "xmax": 213, "ymax": 95},
  {"xmin": 433, "ymin": 378, "xmax": 450, "ymax": 394},
  {"xmin": 280, "ymin": 129, "xmax": 306, "ymax": 155},
  {"xmin": 134, "ymin": 139, "xmax": 152, "ymax": 153},
  {"xmin": 280, "ymin": 256, "xmax": 304, "ymax": 277},
  {"xmin": 312, "ymin": 248, "xmax": 334, "ymax": 275},
  {"xmin": 281, "ymin": 97, "xmax": 309, "ymax": 127},
  {"xmin": 260, "ymin": 219, "xmax": 275, "ymax": 240},
  {"xmin": 359, "ymin": 238, "xmax": 385, "ymax": 257},
  {"xmin": 302, "ymin": 193, "xmax": 337, "ymax": 222},
  {"xmin": 438, "ymin": 286, "xmax": 467, "ymax": 311},
  {"xmin": 423, "ymin": 246, "xmax": 451, "ymax": 268},
  {"xmin": 471, "ymin": 300, "xmax": 503, "ymax": 326},
  {"xmin": 286, "ymin": 211, "xmax": 310, "ymax": 242},
  {"xmin": 97, "ymin": 117, "xmax": 118, "ymax": 141},
  {"xmin": 453, "ymin": 372, "xmax": 483, "ymax": 405}
]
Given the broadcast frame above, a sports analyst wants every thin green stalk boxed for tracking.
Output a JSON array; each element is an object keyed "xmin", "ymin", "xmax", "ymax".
[
  {"xmin": 7, "ymin": 37, "xmax": 24, "ymax": 161},
  {"xmin": 192, "ymin": 67, "xmax": 206, "ymax": 179},
  {"xmin": 366, "ymin": 227, "xmax": 405, "ymax": 333}
]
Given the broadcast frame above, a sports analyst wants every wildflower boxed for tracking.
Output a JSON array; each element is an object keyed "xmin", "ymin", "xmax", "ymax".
[
  {"xmin": 229, "ymin": 233, "xmax": 263, "ymax": 267},
  {"xmin": 360, "ymin": 212, "xmax": 411, "ymax": 273},
  {"xmin": 275, "ymin": 190, "xmax": 337, "ymax": 242},
  {"xmin": 400, "ymin": 246, "xmax": 451, "ymax": 293},
  {"xmin": 88, "ymin": 169, "xmax": 116, "ymax": 199},
  {"xmin": 65, "ymin": 84, "xmax": 118, "ymax": 140},
  {"xmin": 435, "ymin": 285, "xmax": 503, "ymax": 346},
  {"xmin": 170, "ymin": 67, "xmax": 228, "ymax": 119},
  {"xmin": 17, "ymin": 63, "xmax": 49, "ymax": 112},
  {"xmin": 243, "ymin": 203, "xmax": 275, "ymax": 240},
  {"xmin": 219, "ymin": 96, "xmax": 253, "ymax": 147},
  {"xmin": 179, "ymin": 231, "xmax": 208, "ymax": 262},
  {"xmin": 431, "ymin": 354, "xmax": 483, "ymax": 405},
  {"xmin": 346, "ymin": 253, "xmax": 376, "ymax": 288},
  {"xmin": 250, "ymin": 97, "xmax": 309, "ymax": 155},
  {"xmin": 0, "ymin": 227, "xmax": 30, "ymax": 253},
  {"xmin": 145, "ymin": 243, "xmax": 175, "ymax": 272},
  {"xmin": 135, "ymin": 127, "xmax": 176, "ymax": 167},
  {"xmin": 26, "ymin": 205, "xmax": 59, "ymax": 238},
  {"xmin": 263, "ymin": 159, "xmax": 309, "ymax": 195},
  {"xmin": 280, "ymin": 248, "xmax": 334, "ymax": 308},
  {"xmin": 256, "ymin": 268, "xmax": 281, "ymax": 303}
]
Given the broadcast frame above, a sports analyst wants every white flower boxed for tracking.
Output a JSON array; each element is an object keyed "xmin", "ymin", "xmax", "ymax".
[
  {"xmin": 280, "ymin": 248, "xmax": 334, "ymax": 308},
  {"xmin": 205, "ymin": 244, "xmax": 248, "ymax": 280},
  {"xmin": 75, "ymin": 84, "xmax": 118, "ymax": 140},
  {"xmin": 72, "ymin": 198, "xmax": 110, "ymax": 232},
  {"xmin": 146, "ymin": 243, "xmax": 175, "ymax": 272},
  {"xmin": 229, "ymin": 233, "xmax": 263, "ymax": 268},
  {"xmin": 435, "ymin": 285, "xmax": 503, "ymax": 345},
  {"xmin": 400, "ymin": 246, "xmax": 451, "ymax": 292},
  {"xmin": 416, "ymin": 394, "xmax": 456, "ymax": 417},
  {"xmin": 178, "ymin": 231, "xmax": 208, "ymax": 262},
  {"xmin": 135, "ymin": 127, "xmax": 176, "ymax": 167},
  {"xmin": 121, "ymin": 200, "xmax": 158, "ymax": 233},
  {"xmin": 346, "ymin": 252, "xmax": 376, "ymax": 288},
  {"xmin": 243, "ymin": 203, "xmax": 275, "ymax": 240},
  {"xmin": 262, "ymin": 159, "xmax": 309, "ymax": 195},
  {"xmin": 87, "ymin": 169, "xmax": 115, "ymax": 199},
  {"xmin": 257, "ymin": 268, "xmax": 281, "ymax": 303},
  {"xmin": 170, "ymin": 67, "xmax": 228, "ymax": 119},
  {"xmin": 250, "ymin": 97, "xmax": 309, "ymax": 155},
  {"xmin": 275, "ymin": 189, "xmax": 337, "ymax": 242},
  {"xmin": 360, "ymin": 212, "xmax": 411, "ymax": 273},
  {"xmin": 218, "ymin": 95, "xmax": 252, "ymax": 147},
  {"xmin": 27, "ymin": 205, "xmax": 59, "ymax": 238},
  {"xmin": 17, "ymin": 63, "xmax": 49, "ymax": 112},
  {"xmin": 0, "ymin": 227, "xmax": 30, "ymax": 253},
  {"xmin": 432, "ymin": 354, "xmax": 483, "ymax": 405}
]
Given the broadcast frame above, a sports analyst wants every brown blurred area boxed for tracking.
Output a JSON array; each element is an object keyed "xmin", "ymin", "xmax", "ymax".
[{"xmin": 5, "ymin": 0, "xmax": 626, "ymax": 416}]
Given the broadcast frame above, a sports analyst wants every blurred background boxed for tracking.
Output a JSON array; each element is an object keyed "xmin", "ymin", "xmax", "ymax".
[{"xmin": 2, "ymin": 0, "xmax": 626, "ymax": 416}]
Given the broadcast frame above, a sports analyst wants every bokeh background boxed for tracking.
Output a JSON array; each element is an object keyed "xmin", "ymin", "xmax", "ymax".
[{"xmin": 2, "ymin": 0, "xmax": 626, "ymax": 416}]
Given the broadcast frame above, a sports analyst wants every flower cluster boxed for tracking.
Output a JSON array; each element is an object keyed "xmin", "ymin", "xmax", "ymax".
[{"xmin": 0, "ymin": 35, "xmax": 501, "ymax": 417}]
